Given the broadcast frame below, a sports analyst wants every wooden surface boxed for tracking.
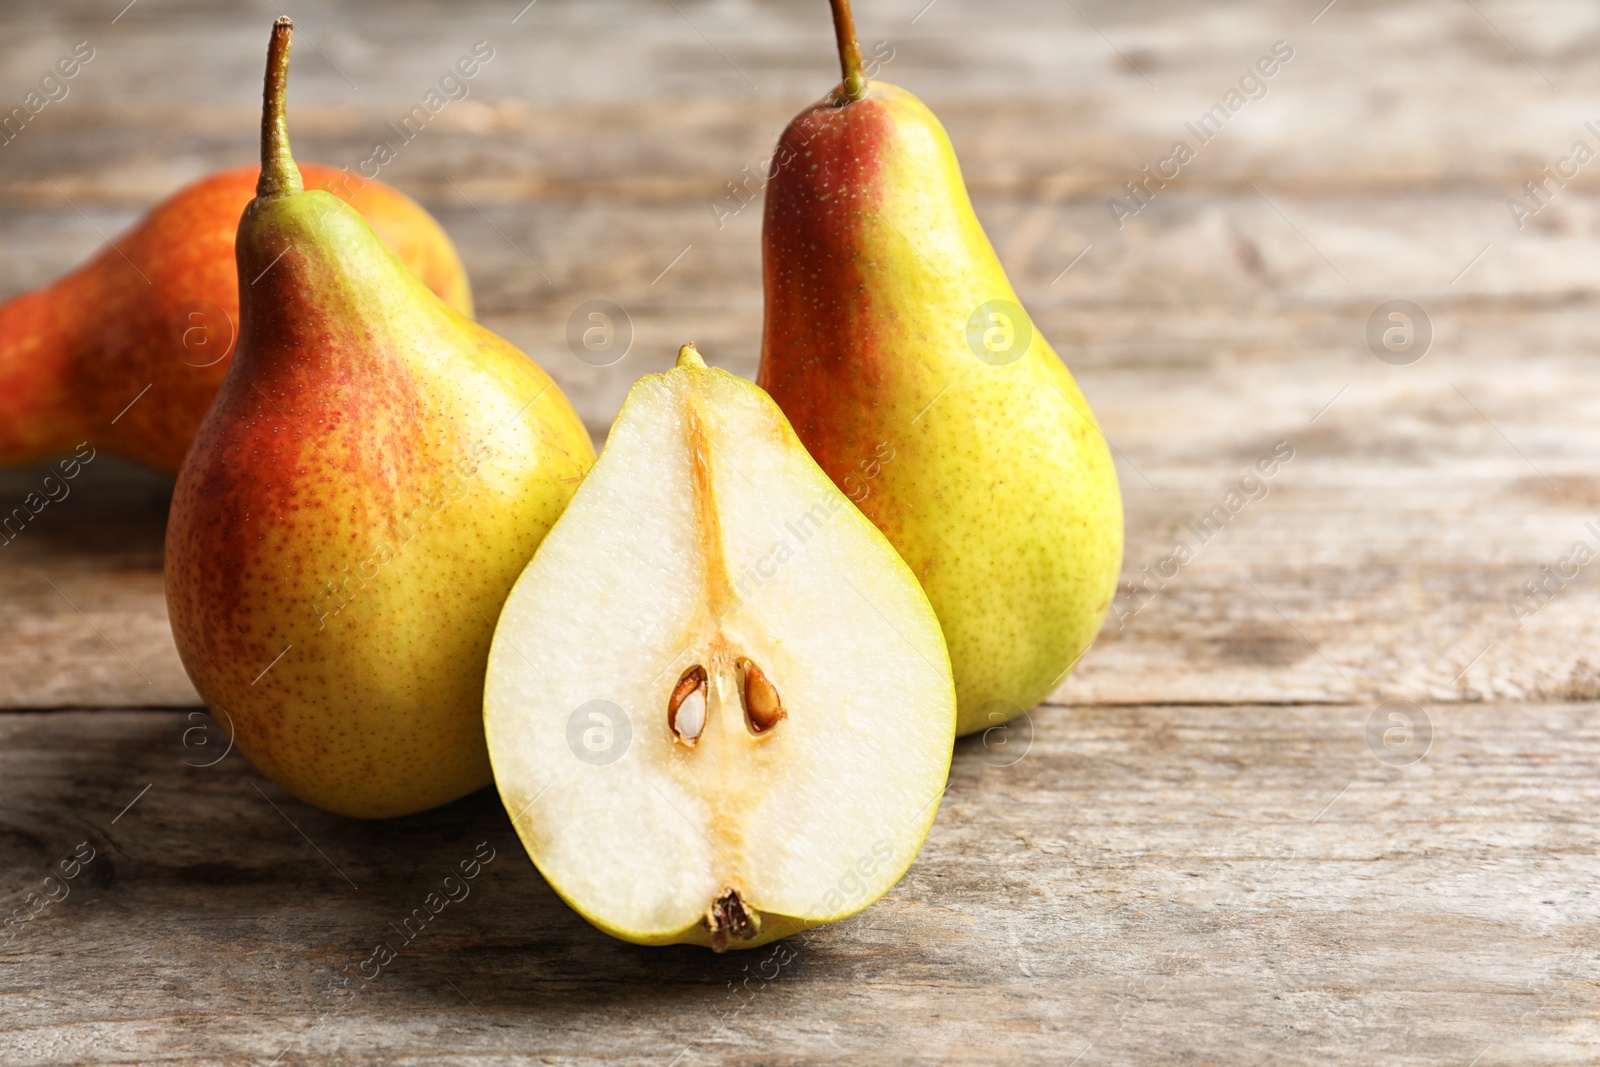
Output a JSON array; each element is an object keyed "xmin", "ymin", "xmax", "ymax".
[{"xmin": 2, "ymin": 0, "xmax": 1598, "ymax": 1063}]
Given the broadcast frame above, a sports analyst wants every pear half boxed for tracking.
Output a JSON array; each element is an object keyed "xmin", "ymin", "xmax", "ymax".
[{"xmin": 485, "ymin": 345, "xmax": 956, "ymax": 950}]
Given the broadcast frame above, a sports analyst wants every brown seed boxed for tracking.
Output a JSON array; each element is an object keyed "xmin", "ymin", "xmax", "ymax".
[
  {"xmin": 738, "ymin": 658, "xmax": 787, "ymax": 733},
  {"xmin": 667, "ymin": 666, "xmax": 707, "ymax": 746},
  {"xmin": 705, "ymin": 887, "xmax": 760, "ymax": 953}
]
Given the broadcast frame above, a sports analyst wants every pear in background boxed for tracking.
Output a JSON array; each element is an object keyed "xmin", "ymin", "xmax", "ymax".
[{"xmin": 0, "ymin": 162, "xmax": 472, "ymax": 473}]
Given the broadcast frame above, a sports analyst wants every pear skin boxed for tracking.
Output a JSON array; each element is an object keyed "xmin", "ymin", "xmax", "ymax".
[
  {"xmin": 757, "ymin": 3, "xmax": 1124, "ymax": 736},
  {"xmin": 0, "ymin": 163, "xmax": 472, "ymax": 473},
  {"xmin": 164, "ymin": 19, "xmax": 593, "ymax": 818}
]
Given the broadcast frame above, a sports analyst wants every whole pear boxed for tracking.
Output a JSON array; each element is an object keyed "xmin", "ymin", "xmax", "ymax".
[
  {"xmin": 756, "ymin": 0, "xmax": 1124, "ymax": 736},
  {"xmin": 165, "ymin": 19, "xmax": 594, "ymax": 818},
  {"xmin": 0, "ymin": 163, "xmax": 472, "ymax": 474}
]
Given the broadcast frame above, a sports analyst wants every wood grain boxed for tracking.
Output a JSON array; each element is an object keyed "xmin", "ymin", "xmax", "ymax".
[
  {"xmin": 2, "ymin": 0, "xmax": 1599, "ymax": 1063},
  {"xmin": 1, "ymin": 703, "xmax": 1595, "ymax": 1066},
  {"xmin": 7, "ymin": 302, "xmax": 1600, "ymax": 710}
]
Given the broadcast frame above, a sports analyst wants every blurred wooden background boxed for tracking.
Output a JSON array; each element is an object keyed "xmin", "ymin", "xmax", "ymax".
[{"xmin": 1, "ymin": 1, "xmax": 1597, "ymax": 1064}]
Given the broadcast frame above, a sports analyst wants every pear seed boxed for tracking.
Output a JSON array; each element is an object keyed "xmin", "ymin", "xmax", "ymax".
[
  {"xmin": 668, "ymin": 666, "xmax": 708, "ymax": 746},
  {"xmin": 738, "ymin": 658, "xmax": 787, "ymax": 734}
]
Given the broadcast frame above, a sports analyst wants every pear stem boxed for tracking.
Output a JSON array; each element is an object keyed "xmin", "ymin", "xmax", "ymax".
[
  {"xmin": 827, "ymin": 0, "xmax": 867, "ymax": 104},
  {"xmin": 256, "ymin": 17, "xmax": 303, "ymax": 201}
]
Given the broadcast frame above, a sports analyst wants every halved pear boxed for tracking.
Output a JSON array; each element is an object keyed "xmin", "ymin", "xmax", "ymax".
[{"xmin": 484, "ymin": 345, "xmax": 957, "ymax": 950}]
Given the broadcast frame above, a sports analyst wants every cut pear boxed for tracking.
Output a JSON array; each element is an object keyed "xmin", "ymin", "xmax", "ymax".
[{"xmin": 484, "ymin": 345, "xmax": 956, "ymax": 950}]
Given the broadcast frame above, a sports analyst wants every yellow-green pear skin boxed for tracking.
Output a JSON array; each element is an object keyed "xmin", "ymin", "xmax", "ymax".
[
  {"xmin": 757, "ymin": 72, "xmax": 1123, "ymax": 736},
  {"xmin": 163, "ymin": 19, "xmax": 595, "ymax": 818}
]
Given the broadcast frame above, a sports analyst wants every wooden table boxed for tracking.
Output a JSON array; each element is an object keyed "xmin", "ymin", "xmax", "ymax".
[{"xmin": 2, "ymin": 1, "xmax": 1597, "ymax": 1063}]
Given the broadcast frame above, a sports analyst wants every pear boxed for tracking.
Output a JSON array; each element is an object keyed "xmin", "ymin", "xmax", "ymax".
[
  {"xmin": 484, "ymin": 345, "xmax": 956, "ymax": 950},
  {"xmin": 164, "ymin": 19, "xmax": 594, "ymax": 819},
  {"xmin": 0, "ymin": 163, "xmax": 472, "ymax": 474},
  {"xmin": 756, "ymin": 0, "xmax": 1124, "ymax": 736}
]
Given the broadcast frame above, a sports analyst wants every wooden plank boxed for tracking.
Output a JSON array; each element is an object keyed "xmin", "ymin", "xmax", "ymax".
[
  {"xmin": 5, "ymin": 292, "xmax": 1600, "ymax": 709},
  {"xmin": 0, "ymin": 460, "xmax": 185, "ymax": 706},
  {"xmin": 0, "ymin": 703, "xmax": 1594, "ymax": 1064},
  {"xmin": 1, "ymin": 0, "xmax": 1595, "ymax": 198}
]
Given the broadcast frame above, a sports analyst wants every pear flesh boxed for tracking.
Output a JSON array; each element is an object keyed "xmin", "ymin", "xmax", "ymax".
[{"xmin": 485, "ymin": 347, "xmax": 956, "ymax": 950}]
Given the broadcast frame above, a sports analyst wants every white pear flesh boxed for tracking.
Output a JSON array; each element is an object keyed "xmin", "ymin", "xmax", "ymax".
[{"xmin": 484, "ymin": 347, "xmax": 956, "ymax": 950}]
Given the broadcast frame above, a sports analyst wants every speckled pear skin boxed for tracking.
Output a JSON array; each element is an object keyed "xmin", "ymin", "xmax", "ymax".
[
  {"xmin": 757, "ymin": 81, "xmax": 1124, "ymax": 736},
  {"xmin": 164, "ymin": 21, "xmax": 594, "ymax": 818}
]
